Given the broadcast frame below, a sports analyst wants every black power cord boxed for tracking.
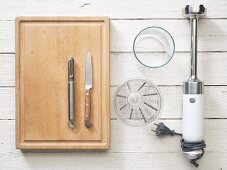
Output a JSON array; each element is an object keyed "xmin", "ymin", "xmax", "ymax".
[{"xmin": 152, "ymin": 122, "xmax": 206, "ymax": 168}]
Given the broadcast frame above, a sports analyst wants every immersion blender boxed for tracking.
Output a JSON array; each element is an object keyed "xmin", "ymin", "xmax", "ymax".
[{"xmin": 182, "ymin": 5, "xmax": 206, "ymax": 158}]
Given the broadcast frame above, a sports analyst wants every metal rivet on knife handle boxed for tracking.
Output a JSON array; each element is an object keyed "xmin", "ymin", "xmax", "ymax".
[{"xmin": 68, "ymin": 57, "xmax": 76, "ymax": 128}]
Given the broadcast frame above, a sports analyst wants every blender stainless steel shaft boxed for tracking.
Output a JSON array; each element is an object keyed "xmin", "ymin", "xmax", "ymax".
[{"xmin": 182, "ymin": 5, "xmax": 206, "ymax": 158}]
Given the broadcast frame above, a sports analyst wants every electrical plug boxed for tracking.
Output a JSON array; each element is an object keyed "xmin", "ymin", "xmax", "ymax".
[{"xmin": 152, "ymin": 122, "xmax": 182, "ymax": 136}]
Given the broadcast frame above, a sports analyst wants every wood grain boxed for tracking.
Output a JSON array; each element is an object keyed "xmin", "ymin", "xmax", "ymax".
[{"xmin": 16, "ymin": 17, "xmax": 110, "ymax": 149}]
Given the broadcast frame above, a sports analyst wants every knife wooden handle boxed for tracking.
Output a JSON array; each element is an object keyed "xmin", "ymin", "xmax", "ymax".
[{"xmin": 85, "ymin": 89, "xmax": 91, "ymax": 128}]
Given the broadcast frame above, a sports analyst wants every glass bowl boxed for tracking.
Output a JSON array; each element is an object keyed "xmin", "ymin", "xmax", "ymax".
[{"xmin": 133, "ymin": 26, "xmax": 175, "ymax": 68}]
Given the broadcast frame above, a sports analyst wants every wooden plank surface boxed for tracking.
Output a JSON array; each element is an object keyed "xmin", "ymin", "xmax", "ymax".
[
  {"xmin": 2, "ymin": 19, "xmax": 227, "ymax": 53},
  {"xmin": 0, "ymin": 0, "xmax": 227, "ymax": 169},
  {"xmin": 1, "ymin": 85, "xmax": 227, "ymax": 120},
  {"xmin": 1, "ymin": 0, "xmax": 227, "ymax": 19},
  {"xmin": 2, "ymin": 119, "xmax": 227, "ymax": 153},
  {"xmin": 0, "ymin": 151, "xmax": 225, "ymax": 170},
  {"xmin": 2, "ymin": 52, "xmax": 227, "ymax": 86},
  {"xmin": 0, "ymin": 120, "xmax": 226, "ymax": 170}
]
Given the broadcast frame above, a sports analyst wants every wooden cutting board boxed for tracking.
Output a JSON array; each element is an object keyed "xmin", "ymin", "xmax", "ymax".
[{"xmin": 16, "ymin": 17, "xmax": 110, "ymax": 149}]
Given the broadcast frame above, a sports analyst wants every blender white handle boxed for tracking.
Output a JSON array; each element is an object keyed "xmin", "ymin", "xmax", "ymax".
[{"xmin": 182, "ymin": 94, "xmax": 204, "ymax": 142}]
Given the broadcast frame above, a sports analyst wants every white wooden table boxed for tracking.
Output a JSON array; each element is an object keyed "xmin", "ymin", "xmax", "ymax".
[{"xmin": 0, "ymin": 0, "xmax": 227, "ymax": 169}]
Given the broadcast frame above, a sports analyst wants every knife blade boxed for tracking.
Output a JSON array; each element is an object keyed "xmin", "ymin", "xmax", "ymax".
[{"xmin": 85, "ymin": 52, "xmax": 92, "ymax": 128}]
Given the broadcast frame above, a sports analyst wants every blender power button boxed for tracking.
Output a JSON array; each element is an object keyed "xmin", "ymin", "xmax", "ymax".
[{"xmin": 189, "ymin": 98, "xmax": 196, "ymax": 103}]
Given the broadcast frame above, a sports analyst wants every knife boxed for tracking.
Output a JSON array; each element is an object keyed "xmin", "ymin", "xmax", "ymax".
[{"xmin": 85, "ymin": 52, "xmax": 92, "ymax": 128}]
